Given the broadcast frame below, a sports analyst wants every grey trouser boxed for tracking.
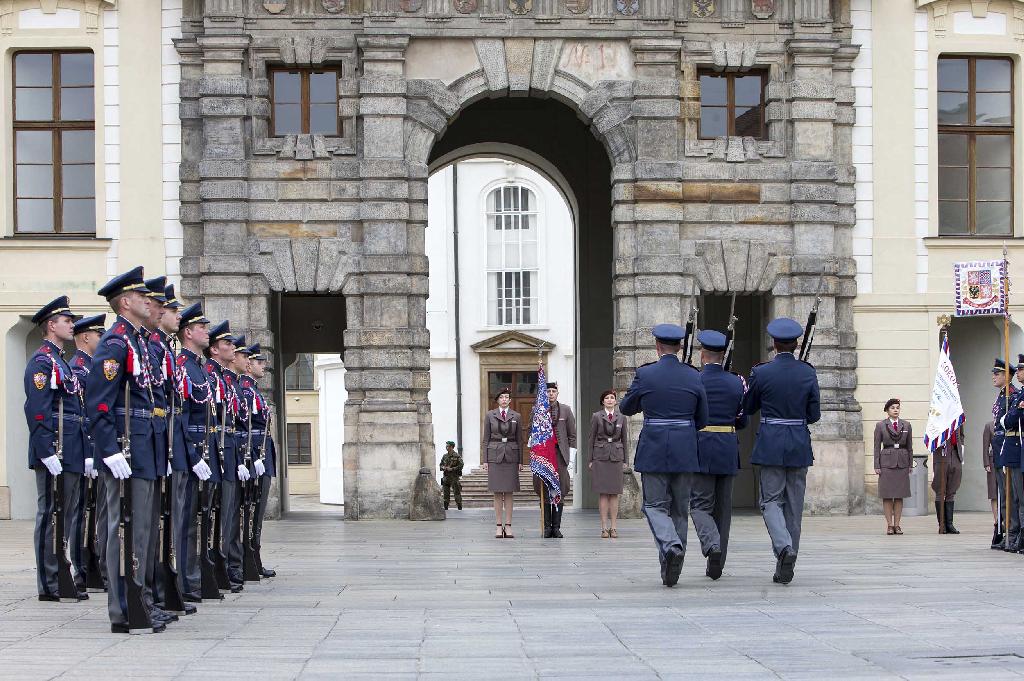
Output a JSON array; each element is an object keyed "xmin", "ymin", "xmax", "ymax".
[
  {"xmin": 34, "ymin": 468, "xmax": 82, "ymax": 595},
  {"xmin": 220, "ymin": 480, "xmax": 243, "ymax": 581},
  {"xmin": 641, "ymin": 472, "xmax": 692, "ymax": 562},
  {"xmin": 690, "ymin": 472, "xmax": 734, "ymax": 563},
  {"xmin": 252, "ymin": 474, "xmax": 271, "ymax": 552},
  {"xmin": 94, "ymin": 474, "xmax": 109, "ymax": 589},
  {"xmin": 1009, "ymin": 468, "xmax": 1024, "ymax": 546},
  {"xmin": 172, "ymin": 470, "xmax": 200, "ymax": 597},
  {"xmin": 758, "ymin": 465, "xmax": 807, "ymax": 558},
  {"xmin": 144, "ymin": 477, "xmax": 162, "ymax": 610},
  {"xmin": 101, "ymin": 471, "xmax": 155, "ymax": 626}
]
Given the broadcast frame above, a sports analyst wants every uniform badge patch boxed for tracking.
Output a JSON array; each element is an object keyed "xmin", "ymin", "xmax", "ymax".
[
  {"xmin": 33, "ymin": 372, "xmax": 47, "ymax": 390},
  {"xmin": 103, "ymin": 359, "xmax": 119, "ymax": 381}
]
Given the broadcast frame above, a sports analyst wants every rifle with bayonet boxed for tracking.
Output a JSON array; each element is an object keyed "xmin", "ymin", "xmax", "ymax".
[
  {"xmin": 254, "ymin": 410, "xmax": 272, "ymax": 575},
  {"xmin": 240, "ymin": 401, "xmax": 260, "ymax": 582},
  {"xmin": 684, "ymin": 301, "xmax": 699, "ymax": 366},
  {"xmin": 798, "ymin": 264, "xmax": 829, "ymax": 362},
  {"xmin": 119, "ymin": 382, "xmax": 150, "ymax": 631},
  {"xmin": 211, "ymin": 396, "xmax": 230, "ymax": 591},
  {"xmin": 197, "ymin": 395, "xmax": 222, "ymax": 600},
  {"xmin": 160, "ymin": 360, "xmax": 185, "ymax": 615},
  {"xmin": 52, "ymin": 397, "xmax": 79, "ymax": 601},
  {"xmin": 723, "ymin": 292, "xmax": 738, "ymax": 371},
  {"xmin": 79, "ymin": 386, "xmax": 104, "ymax": 592}
]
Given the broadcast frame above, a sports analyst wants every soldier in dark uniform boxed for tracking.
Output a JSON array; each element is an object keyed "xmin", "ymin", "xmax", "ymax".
[
  {"xmin": 137, "ymin": 277, "xmax": 180, "ymax": 623},
  {"xmin": 242, "ymin": 344, "xmax": 276, "ymax": 577},
  {"xmin": 70, "ymin": 313, "xmax": 105, "ymax": 592},
  {"xmin": 990, "ymin": 358, "xmax": 1018, "ymax": 551},
  {"xmin": 1000, "ymin": 359, "xmax": 1024, "ymax": 552},
  {"xmin": 174, "ymin": 303, "xmax": 215, "ymax": 600},
  {"xmin": 691, "ymin": 329, "xmax": 748, "ymax": 580},
  {"xmin": 742, "ymin": 317, "xmax": 821, "ymax": 585},
  {"xmin": 85, "ymin": 267, "xmax": 166, "ymax": 633},
  {"xmin": 439, "ymin": 441, "xmax": 464, "ymax": 510},
  {"xmin": 206, "ymin": 321, "xmax": 250, "ymax": 592},
  {"xmin": 24, "ymin": 296, "xmax": 89, "ymax": 602},
  {"xmin": 229, "ymin": 335, "xmax": 255, "ymax": 582},
  {"xmin": 533, "ymin": 382, "xmax": 576, "ymax": 538},
  {"xmin": 619, "ymin": 323, "xmax": 708, "ymax": 587}
]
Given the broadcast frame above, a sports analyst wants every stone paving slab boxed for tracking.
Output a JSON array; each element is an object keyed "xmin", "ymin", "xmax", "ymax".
[{"xmin": 1, "ymin": 509, "xmax": 1024, "ymax": 679}]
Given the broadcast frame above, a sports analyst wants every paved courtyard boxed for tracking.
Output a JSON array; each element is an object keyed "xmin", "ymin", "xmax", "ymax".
[{"xmin": 1, "ymin": 507, "xmax": 1023, "ymax": 680}]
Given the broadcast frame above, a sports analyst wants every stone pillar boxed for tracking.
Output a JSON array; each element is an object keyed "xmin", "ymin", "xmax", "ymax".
[
  {"xmin": 786, "ymin": 38, "xmax": 862, "ymax": 514},
  {"xmin": 344, "ymin": 36, "xmax": 437, "ymax": 519}
]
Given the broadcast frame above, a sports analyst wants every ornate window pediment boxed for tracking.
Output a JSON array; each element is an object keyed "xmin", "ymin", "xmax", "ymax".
[{"xmin": 471, "ymin": 331, "xmax": 553, "ymax": 354}]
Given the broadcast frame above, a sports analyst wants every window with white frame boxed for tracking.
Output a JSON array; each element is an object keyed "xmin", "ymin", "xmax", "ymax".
[{"xmin": 486, "ymin": 185, "xmax": 539, "ymax": 326}]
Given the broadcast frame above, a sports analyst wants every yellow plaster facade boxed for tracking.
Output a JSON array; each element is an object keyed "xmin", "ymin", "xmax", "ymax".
[
  {"xmin": 0, "ymin": 0, "xmax": 176, "ymax": 518},
  {"xmin": 858, "ymin": 0, "xmax": 1024, "ymax": 511}
]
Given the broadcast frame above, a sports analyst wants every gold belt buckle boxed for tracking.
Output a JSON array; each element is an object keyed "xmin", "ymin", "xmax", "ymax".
[{"xmin": 153, "ymin": 407, "xmax": 166, "ymax": 418}]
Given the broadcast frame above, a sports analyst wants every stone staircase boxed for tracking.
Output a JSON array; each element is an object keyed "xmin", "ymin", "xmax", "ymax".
[{"xmin": 455, "ymin": 466, "xmax": 573, "ymax": 509}]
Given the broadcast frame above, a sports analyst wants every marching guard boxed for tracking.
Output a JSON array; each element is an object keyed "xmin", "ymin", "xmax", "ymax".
[
  {"xmin": 85, "ymin": 268, "xmax": 165, "ymax": 633},
  {"xmin": 70, "ymin": 313, "xmax": 106, "ymax": 592},
  {"xmin": 242, "ymin": 344, "xmax": 276, "ymax": 577},
  {"xmin": 743, "ymin": 318, "xmax": 821, "ymax": 585},
  {"xmin": 619, "ymin": 323, "xmax": 708, "ymax": 587},
  {"xmin": 691, "ymin": 329, "xmax": 748, "ymax": 580},
  {"xmin": 24, "ymin": 296, "xmax": 89, "ymax": 603}
]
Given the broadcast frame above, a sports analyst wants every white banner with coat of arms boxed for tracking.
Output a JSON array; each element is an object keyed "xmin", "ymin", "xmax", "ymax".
[{"xmin": 953, "ymin": 259, "xmax": 1007, "ymax": 316}]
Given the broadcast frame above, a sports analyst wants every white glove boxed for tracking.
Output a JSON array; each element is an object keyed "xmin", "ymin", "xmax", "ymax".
[
  {"xmin": 103, "ymin": 453, "xmax": 132, "ymax": 480},
  {"xmin": 254, "ymin": 459, "xmax": 265, "ymax": 477},
  {"xmin": 40, "ymin": 455, "xmax": 63, "ymax": 476},
  {"xmin": 237, "ymin": 464, "xmax": 251, "ymax": 482},
  {"xmin": 84, "ymin": 457, "xmax": 94, "ymax": 477},
  {"xmin": 192, "ymin": 460, "xmax": 212, "ymax": 481}
]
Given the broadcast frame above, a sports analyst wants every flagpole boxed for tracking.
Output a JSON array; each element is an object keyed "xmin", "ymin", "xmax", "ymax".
[
  {"xmin": 1003, "ymin": 245, "xmax": 1012, "ymax": 540},
  {"xmin": 938, "ymin": 324, "xmax": 948, "ymax": 534},
  {"xmin": 537, "ymin": 343, "xmax": 546, "ymax": 537}
]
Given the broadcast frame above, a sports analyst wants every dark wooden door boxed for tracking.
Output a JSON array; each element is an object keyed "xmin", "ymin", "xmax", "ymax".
[{"xmin": 487, "ymin": 370, "xmax": 539, "ymax": 446}]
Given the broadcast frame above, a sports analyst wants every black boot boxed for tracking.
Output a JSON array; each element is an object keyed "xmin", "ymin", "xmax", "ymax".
[
  {"xmin": 552, "ymin": 503, "xmax": 564, "ymax": 538},
  {"xmin": 944, "ymin": 501, "xmax": 959, "ymax": 534},
  {"xmin": 935, "ymin": 500, "xmax": 946, "ymax": 534},
  {"xmin": 543, "ymin": 505, "xmax": 554, "ymax": 538},
  {"xmin": 992, "ymin": 523, "xmax": 1004, "ymax": 549}
]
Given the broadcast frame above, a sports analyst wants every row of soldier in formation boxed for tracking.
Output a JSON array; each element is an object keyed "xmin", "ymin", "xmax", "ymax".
[
  {"xmin": 24, "ymin": 266, "xmax": 277, "ymax": 634},
  {"xmin": 988, "ymin": 356, "xmax": 1024, "ymax": 554}
]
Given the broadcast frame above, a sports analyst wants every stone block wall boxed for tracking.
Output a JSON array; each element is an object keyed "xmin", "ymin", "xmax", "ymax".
[{"xmin": 178, "ymin": 0, "xmax": 863, "ymax": 518}]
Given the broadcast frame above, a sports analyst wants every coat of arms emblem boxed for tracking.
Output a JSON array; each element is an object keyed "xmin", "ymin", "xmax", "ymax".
[
  {"xmin": 454, "ymin": 0, "xmax": 477, "ymax": 12},
  {"xmin": 564, "ymin": 0, "xmax": 590, "ymax": 12},
  {"xmin": 262, "ymin": 0, "xmax": 287, "ymax": 12},
  {"xmin": 691, "ymin": 0, "xmax": 714, "ymax": 18},
  {"xmin": 615, "ymin": 0, "xmax": 639, "ymax": 15},
  {"xmin": 33, "ymin": 372, "xmax": 47, "ymax": 390},
  {"xmin": 103, "ymin": 359, "xmax": 119, "ymax": 381},
  {"xmin": 751, "ymin": 0, "xmax": 775, "ymax": 19},
  {"xmin": 321, "ymin": 0, "xmax": 345, "ymax": 12},
  {"xmin": 508, "ymin": 0, "xmax": 532, "ymax": 13}
]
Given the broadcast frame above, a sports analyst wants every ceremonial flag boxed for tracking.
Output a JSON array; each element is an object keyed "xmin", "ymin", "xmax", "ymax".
[
  {"xmin": 923, "ymin": 334, "xmax": 965, "ymax": 452},
  {"xmin": 953, "ymin": 259, "xmax": 1007, "ymax": 316},
  {"xmin": 528, "ymin": 362, "xmax": 561, "ymax": 505}
]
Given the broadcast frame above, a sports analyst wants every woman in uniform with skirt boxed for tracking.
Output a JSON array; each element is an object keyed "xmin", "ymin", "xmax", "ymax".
[
  {"xmin": 588, "ymin": 390, "xmax": 629, "ymax": 538},
  {"xmin": 482, "ymin": 387, "xmax": 522, "ymax": 538},
  {"xmin": 873, "ymin": 398, "xmax": 913, "ymax": 535}
]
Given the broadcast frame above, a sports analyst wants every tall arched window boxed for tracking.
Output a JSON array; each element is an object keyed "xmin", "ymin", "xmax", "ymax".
[{"xmin": 486, "ymin": 184, "xmax": 539, "ymax": 326}]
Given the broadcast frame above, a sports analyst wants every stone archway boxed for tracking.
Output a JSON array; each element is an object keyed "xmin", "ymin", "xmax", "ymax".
[{"xmin": 180, "ymin": 21, "xmax": 863, "ymax": 518}]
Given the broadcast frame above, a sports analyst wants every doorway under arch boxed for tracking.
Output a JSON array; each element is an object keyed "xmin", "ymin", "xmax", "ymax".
[{"xmin": 427, "ymin": 96, "xmax": 614, "ymax": 510}]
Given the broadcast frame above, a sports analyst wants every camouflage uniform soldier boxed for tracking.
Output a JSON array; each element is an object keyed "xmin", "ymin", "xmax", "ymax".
[{"xmin": 439, "ymin": 441, "xmax": 463, "ymax": 510}]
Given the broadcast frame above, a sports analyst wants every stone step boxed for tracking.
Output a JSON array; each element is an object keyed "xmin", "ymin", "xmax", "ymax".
[{"xmin": 449, "ymin": 467, "xmax": 573, "ymax": 509}]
